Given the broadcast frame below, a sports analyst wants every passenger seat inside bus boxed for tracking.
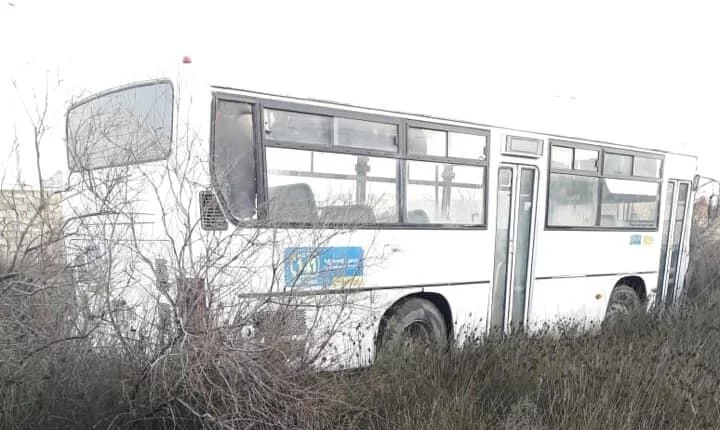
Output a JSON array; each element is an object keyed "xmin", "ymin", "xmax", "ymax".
[
  {"xmin": 268, "ymin": 183, "xmax": 319, "ymax": 223},
  {"xmin": 407, "ymin": 209, "xmax": 430, "ymax": 224},
  {"xmin": 320, "ymin": 205, "xmax": 376, "ymax": 224}
]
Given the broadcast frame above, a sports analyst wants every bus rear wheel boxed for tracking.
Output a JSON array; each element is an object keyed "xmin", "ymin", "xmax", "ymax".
[
  {"xmin": 378, "ymin": 298, "xmax": 448, "ymax": 356},
  {"xmin": 604, "ymin": 285, "xmax": 641, "ymax": 323}
]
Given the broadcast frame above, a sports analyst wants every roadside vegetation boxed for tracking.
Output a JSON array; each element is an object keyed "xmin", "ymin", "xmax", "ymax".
[
  {"xmin": 3, "ymin": 78, "xmax": 719, "ymax": 428},
  {"xmin": 343, "ymin": 215, "xmax": 720, "ymax": 430},
  {"xmin": 1, "ymin": 217, "xmax": 718, "ymax": 429}
]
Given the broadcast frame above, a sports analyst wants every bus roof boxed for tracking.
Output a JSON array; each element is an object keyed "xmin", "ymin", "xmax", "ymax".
[{"xmin": 212, "ymin": 85, "xmax": 698, "ymax": 161}]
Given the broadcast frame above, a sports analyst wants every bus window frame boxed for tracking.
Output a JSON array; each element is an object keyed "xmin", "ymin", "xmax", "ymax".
[
  {"xmin": 210, "ymin": 92, "xmax": 490, "ymax": 230},
  {"xmin": 545, "ymin": 139, "xmax": 664, "ymax": 231}
]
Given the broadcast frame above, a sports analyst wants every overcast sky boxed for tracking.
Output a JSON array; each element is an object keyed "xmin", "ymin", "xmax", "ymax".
[{"xmin": 2, "ymin": 0, "xmax": 719, "ymax": 186}]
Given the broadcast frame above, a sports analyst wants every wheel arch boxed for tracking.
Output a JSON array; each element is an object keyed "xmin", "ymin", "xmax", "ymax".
[
  {"xmin": 375, "ymin": 292, "xmax": 454, "ymax": 349},
  {"xmin": 614, "ymin": 275, "xmax": 647, "ymax": 302}
]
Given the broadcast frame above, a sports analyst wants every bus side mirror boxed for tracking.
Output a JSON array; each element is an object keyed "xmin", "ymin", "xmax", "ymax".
[
  {"xmin": 66, "ymin": 79, "xmax": 174, "ymax": 172},
  {"xmin": 693, "ymin": 174, "xmax": 701, "ymax": 191}
]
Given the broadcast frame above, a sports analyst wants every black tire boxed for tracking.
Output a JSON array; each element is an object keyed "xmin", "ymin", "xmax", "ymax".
[
  {"xmin": 604, "ymin": 285, "xmax": 642, "ymax": 323},
  {"xmin": 378, "ymin": 297, "xmax": 448, "ymax": 355}
]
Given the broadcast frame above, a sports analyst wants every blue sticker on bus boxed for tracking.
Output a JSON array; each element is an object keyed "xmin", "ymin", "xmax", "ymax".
[
  {"xmin": 630, "ymin": 234, "xmax": 642, "ymax": 245},
  {"xmin": 284, "ymin": 246, "xmax": 364, "ymax": 288}
]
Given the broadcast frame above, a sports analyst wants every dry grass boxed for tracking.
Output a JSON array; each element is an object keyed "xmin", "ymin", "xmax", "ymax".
[
  {"xmin": 337, "ymin": 220, "xmax": 720, "ymax": 430},
  {"xmin": 343, "ymin": 305, "xmax": 720, "ymax": 429},
  {"xmin": 3, "ymin": 220, "xmax": 720, "ymax": 429}
]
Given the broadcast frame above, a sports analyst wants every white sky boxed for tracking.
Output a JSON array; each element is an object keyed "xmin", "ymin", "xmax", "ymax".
[{"xmin": 2, "ymin": 0, "xmax": 720, "ymax": 186}]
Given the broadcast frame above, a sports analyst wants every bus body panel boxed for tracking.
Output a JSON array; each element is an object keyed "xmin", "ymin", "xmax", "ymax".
[
  {"xmin": 527, "ymin": 273, "xmax": 659, "ymax": 330},
  {"xmin": 63, "ymin": 75, "xmax": 700, "ymax": 369},
  {"xmin": 535, "ymin": 230, "xmax": 662, "ymax": 278}
]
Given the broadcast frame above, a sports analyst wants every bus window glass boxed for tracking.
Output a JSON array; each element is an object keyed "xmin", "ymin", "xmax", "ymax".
[
  {"xmin": 573, "ymin": 149, "xmax": 598, "ymax": 171},
  {"xmin": 548, "ymin": 173, "xmax": 599, "ymax": 227},
  {"xmin": 604, "ymin": 153, "xmax": 633, "ymax": 176},
  {"xmin": 335, "ymin": 117, "xmax": 398, "ymax": 152},
  {"xmin": 213, "ymin": 100, "xmax": 256, "ymax": 219},
  {"xmin": 633, "ymin": 156, "xmax": 661, "ymax": 178},
  {"xmin": 408, "ymin": 128, "xmax": 446, "ymax": 157},
  {"xmin": 600, "ymin": 179, "xmax": 659, "ymax": 228},
  {"xmin": 551, "ymin": 146, "xmax": 573, "ymax": 170},
  {"xmin": 265, "ymin": 147, "xmax": 398, "ymax": 224},
  {"xmin": 264, "ymin": 109, "xmax": 332, "ymax": 146},
  {"xmin": 406, "ymin": 160, "xmax": 484, "ymax": 225},
  {"xmin": 448, "ymin": 132, "xmax": 487, "ymax": 160}
]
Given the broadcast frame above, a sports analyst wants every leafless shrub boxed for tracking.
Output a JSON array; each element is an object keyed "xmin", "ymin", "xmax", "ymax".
[{"xmin": 0, "ymin": 79, "xmax": 379, "ymax": 429}]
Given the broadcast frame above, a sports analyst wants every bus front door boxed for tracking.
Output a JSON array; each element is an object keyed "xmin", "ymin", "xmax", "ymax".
[
  {"xmin": 491, "ymin": 164, "xmax": 539, "ymax": 333},
  {"xmin": 658, "ymin": 180, "xmax": 692, "ymax": 307}
]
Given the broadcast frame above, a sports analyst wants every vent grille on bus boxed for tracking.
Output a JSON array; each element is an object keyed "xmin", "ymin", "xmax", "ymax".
[{"xmin": 200, "ymin": 191, "xmax": 228, "ymax": 231}]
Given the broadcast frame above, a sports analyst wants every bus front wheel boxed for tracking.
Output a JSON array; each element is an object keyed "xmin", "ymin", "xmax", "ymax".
[
  {"xmin": 378, "ymin": 298, "xmax": 448, "ymax": 355},
  {"xmin": 604, "ymin": 285, "xmax": 641, "ymax": 323}
]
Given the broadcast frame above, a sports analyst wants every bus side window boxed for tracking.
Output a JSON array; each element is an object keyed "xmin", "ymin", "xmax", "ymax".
[
  {"xmin": 212, "ymin": 100, "xmax": 257, "ymax": 220},
  {"xmin": 265, "ymin": 148, "xmax": 398, "ymax": 225},
  {"xmin": 268, "ymin": 184, "xmax": 318, "ymax": 224}
]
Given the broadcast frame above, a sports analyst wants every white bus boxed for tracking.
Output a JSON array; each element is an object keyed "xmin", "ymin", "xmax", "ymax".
[{"xmin": 64, "ymin": 75, "xmax": 700, "ymax": 369}]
